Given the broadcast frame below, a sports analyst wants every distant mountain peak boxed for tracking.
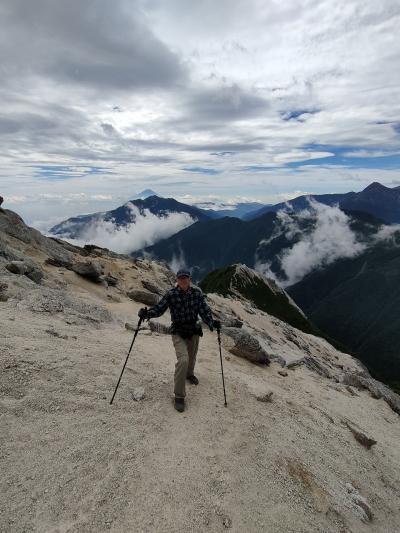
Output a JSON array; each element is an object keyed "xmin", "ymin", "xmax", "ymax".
[
  {"xmin": 135, "ymin": 189, "xmax": 158, "ymax": 199},
  {"xmin": 363, "ymin": 181, "xmax": 388, "ymax": 192}
]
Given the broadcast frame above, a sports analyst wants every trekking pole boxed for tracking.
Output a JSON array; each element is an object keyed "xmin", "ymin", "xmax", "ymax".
[
  {"xmin": 110, "ymin": 315, "xmax": 144, "ymax": 405},
  {"xmin": 217, "ymin": 326, "xmax": 228, "ymax": 407}
]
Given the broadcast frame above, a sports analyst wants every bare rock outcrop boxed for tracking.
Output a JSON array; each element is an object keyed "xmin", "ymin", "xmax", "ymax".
[
  {"xmin": 340, "ymin": 372, "xmax": 400, "ymax": 415},
  {"xmin": 6, "ymin": 260, "xmax": 44, "ymax": 284},
  {"xmin": 127, "ymin": 289, "xmax": 159, "ymax": 306},
  {"xmin": 222, "ymin": 327, "xmax": 270, "ymax": 364},
  {"xmin": 72, "ymin": 260, "xmax": 104, "ymax": 282}
]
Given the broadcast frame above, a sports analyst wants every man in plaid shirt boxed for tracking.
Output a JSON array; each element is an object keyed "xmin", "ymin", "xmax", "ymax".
[{"xmin": 138, "ymin": 269, "xmax": 220, "ymax": 412}]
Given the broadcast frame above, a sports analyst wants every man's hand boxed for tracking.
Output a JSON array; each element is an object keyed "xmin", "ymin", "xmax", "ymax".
[
  {"xmin": 213, "ymin": 319, "xmax": 221, "ymax": 331},
  {"xmin": 138, "ymin": 307, "xmax": 148, "ymax": 320},
  {"xmin": 210, "ymin": 319, "xmax": 221, "ymax": 332}
]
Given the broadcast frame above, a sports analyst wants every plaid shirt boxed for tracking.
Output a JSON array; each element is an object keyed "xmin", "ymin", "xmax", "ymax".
[{"xmin": 146, "ymin": 285, "xmax": 214, "ymax": 328}]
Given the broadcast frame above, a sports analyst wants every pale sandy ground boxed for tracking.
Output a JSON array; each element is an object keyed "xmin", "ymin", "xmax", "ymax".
[{"xmin": 1, "ymin": 266, "xmax": 400, "ymax": 533}]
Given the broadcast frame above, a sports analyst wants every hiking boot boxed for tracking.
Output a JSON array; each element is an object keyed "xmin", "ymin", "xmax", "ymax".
[
  {"xmin": 174, "ymin": 397, "xmax": 185, "ymax": 413},
  {"xmin": 187, "ymin": 374, "xmax": 199, "ymax": 385}
]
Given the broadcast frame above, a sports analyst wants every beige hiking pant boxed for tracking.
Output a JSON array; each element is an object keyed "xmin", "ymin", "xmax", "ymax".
[{"xmin": 172, "ymin": 334, "xmax": 200, "ymax": 399}]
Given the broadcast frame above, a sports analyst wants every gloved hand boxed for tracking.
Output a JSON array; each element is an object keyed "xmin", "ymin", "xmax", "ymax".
[
  {"xmin": 209, "ymin": 319, "xmax": 221, "ymax": 332},
  {"xmin": 138, "ymin": 307, "xmax": 148, "ymax": 320}
]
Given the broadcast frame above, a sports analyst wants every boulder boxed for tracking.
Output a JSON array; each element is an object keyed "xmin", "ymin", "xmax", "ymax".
[
  {"xmin": 142, "ymin": 279, "xmax": 164, "ymax": 295},
  {"xmin": 45, "ymin": 255, "xmax": 73, "ymax": 269},
  {"xmin": 6, "ymin": 260, "xmax": 44, "ymax": 284},
  {"xmin": 25, "ymin": 267, "xmax": 44, "ymax": 284},
  {"xmin": 127, "ymin": 289, "xmax": 159, "ymax": 306},
  {"xmin": 6, "ymin": 260, "xmax": 26, "ymax": 275},
  {"xmin": 104, "ymin": 273, "xmax": 118, "ymax": 286},
  {"xmin": 223, "ymin": 327, "xmax": 270, "ymax": 364},
  {"xmin": 72, "ymin": 260, "xmax": 103, "ymax": 282}
]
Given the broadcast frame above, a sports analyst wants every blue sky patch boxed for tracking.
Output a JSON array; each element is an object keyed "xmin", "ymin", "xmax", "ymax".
[
  {"xmin": 183, "ymin": 166, "xmax": 222, "ymax": 175},
  {"xmin": 393, "ymin": 123, "xmax": 400, "ymax": 135},
  {"xmin": 31, "ymin": 165, "xmax": 113, "ymax": 180},
  {"xmin": 281, "ymin": 109, "xmax": 319, "ymax": 121},
  {"xmin": 286, "ymin": 144, "xmax": 400, "ymax": 170}
]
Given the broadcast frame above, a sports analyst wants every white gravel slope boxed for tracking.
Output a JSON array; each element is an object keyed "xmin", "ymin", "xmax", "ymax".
[{"xmin": 1, "ymin": 282, "xmax": 400, "ymax": 533}]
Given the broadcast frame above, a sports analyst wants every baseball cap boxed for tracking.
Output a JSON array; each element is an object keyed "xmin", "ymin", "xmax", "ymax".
[{"xmin": 176, "ymin": 269, "xmax": 191, "ymax": 278}]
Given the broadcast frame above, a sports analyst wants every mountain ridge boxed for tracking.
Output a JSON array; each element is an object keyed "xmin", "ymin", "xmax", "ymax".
[{"xmin": 244, "ymin": 182, "xmax": 400, "ymax": 223}]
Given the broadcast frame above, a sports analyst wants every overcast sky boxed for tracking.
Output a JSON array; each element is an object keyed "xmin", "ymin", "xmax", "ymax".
[{"xmin": 1, "ymin": 0, "xmax": 400, "ymax": 226}]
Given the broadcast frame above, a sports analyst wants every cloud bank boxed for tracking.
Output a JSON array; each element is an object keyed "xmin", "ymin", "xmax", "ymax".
[
  {"xmin": 255, "ymin": 200, "xmax": 369, "ymax": 286},
  {"xmin": 55, "ymin": 206, "xmax": 194, "ymax": 254}
]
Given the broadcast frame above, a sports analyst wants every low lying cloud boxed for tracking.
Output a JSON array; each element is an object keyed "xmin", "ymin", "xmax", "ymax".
[
  {"xmin": 373, "ymin": 224, "xmax": 400, "ymax": 245},
  {"xmin": 169, "ymin": 246, "xmax": 188, "ymax": 274},
  {"xmin": 255, "ymin": 200, "xmax": 368, "ymax": 286},
  {"xmin": 54, "ymin": 205, "xmax": 194, "ymax": 254}
]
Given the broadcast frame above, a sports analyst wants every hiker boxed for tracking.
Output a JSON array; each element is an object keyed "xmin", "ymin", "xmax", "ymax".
[{"xmin": 138, "ymin": 269, "xmax": 220, "ymax": 412}]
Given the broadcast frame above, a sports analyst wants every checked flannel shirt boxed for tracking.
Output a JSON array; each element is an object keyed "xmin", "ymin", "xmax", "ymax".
[{"xmin": 146, "ymin": 285, "xmax": 214, "ymax": 329}]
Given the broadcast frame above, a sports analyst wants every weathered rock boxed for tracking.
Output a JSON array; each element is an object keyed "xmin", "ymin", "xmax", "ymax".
[
  {"xmin": 6, "ymin": 260, "xmax": 44, "ymax": 284},
  {"xmin": 127, "ymin": 289, "xmax": 159, "ymax": 306},
  {"xmin": 142, "ymin": 279, "xmax": 164, "ymax": 295},
  {"xmin": 25, "ymin": 267, "xmax": 44, "ymax": 284},
  {"xmin": 131, "ymin": 387, "xmax": 145, "ymax": 401},
  {"xmin": 286, "ymin": 358, "xmax": 304, "ymax": 370},
  {"xmin": 0, "ymin": 209, "xmax": 77, "ymax": 265},
  {"xmin": 223, "ymin": 327, "xmax": 270, "ymax": 364},
  {"xmin": 303, "ymin": 356, "xmax": 332, "ymax": 378},
  {"xmin": 343, "ymin": 420, "xmax": 377, "ymax": 449},
  {"xmin": 256, "ymin": 391, "xmax": 274, "ymax": 403},
  {"xmin": 72, "ymin": 260, "xmax": 103, "ymax": 282},
  {"xmin": 6, "ymin": 260, "xmax": 26, "ymax": 275},
  {"xmin": 345, "ymin": 482, "xmax": 373, "ymax": 522},
  {"xmin": 104, "ymin": 273, "xmax": 118, "ymax": 286},
  {"xmin": 45, "ymin": 255, "xmax": 73, "ymax": 269},
  {"xmin": 340, "ymin": 372, "xmax": 400, "ymax": 415}
]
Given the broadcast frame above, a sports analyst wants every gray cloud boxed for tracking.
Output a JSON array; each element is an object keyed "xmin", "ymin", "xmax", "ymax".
[
  {"xmin": 0, "ymin": 0, "xmax": 186, "ymax": 92},
  {"xmin": 188, "ymin": 142, "xmax": 265, "ymax": 153},
  {"xmin": 0, "ymin": 113, "xmax": 57, "ymax": 135},
  {"xmin": 186, "ymin": 84, "xmax": 268, "ymax": 123},
  {"xmin": 1, "ymin": 0, "xmax": 399, "ymax": 226}
]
